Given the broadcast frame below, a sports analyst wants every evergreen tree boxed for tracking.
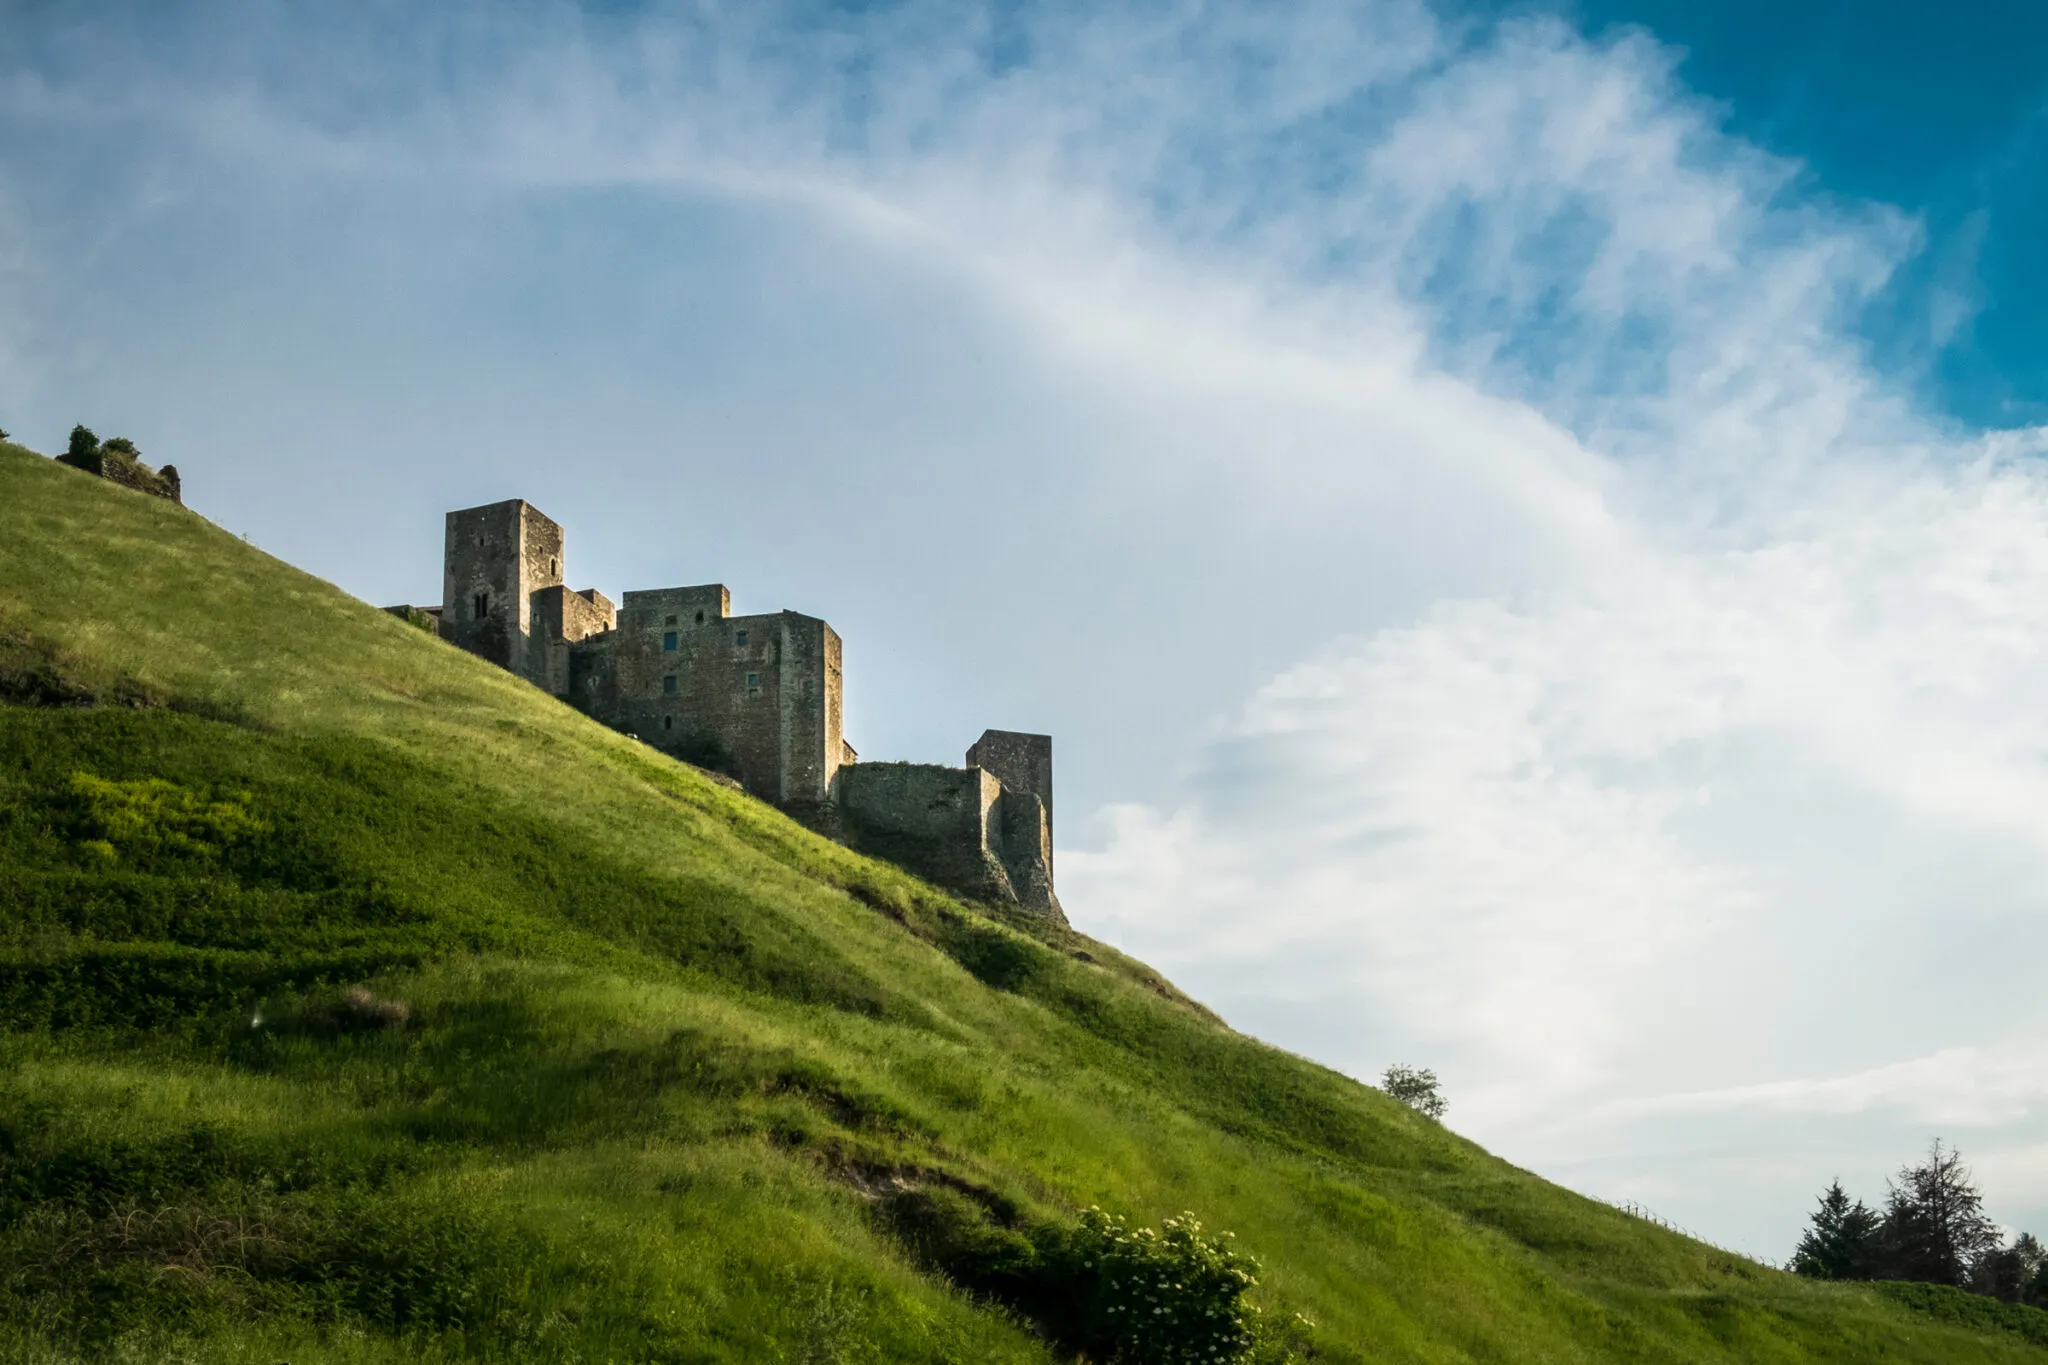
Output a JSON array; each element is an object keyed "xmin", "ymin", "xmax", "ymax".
[
  {"xmin": 1972, "ymin": 1233, "xmax": 2043, "ymax": 1303},
  {"xmin": 65, "ymin": 425, "xmax": 100, "ymax": 462},
  {"xmin": 2016, "ymin": 1232, "xmax": 2047, "ymax": 1307},
  {"xmin": 1791, "ymin": 1180, "xmax": 1881, "ymax": 1280},
  {"xmin": 1878, "ymin": 1140, "xmax": 2000, "ymax": 1286}
]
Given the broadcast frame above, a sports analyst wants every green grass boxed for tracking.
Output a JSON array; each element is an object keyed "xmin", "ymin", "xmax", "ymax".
[{"xmin": 1, "ymin": 439, "xmax": 2043, "ymax": 1363}]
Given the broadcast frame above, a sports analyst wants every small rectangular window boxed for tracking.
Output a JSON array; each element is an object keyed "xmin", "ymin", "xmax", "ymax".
[
  {"xmin": 734, "ymin": 630, "xmax": 750, "ymax": 647},
  {"xmin": 746, "ymin": 672, "xmax": 759, "ymax": 687},
  {"xmin": 663, "ymin": 675, "xmax": 678, "ymax": 694},
  {"xmin": 473, "ymin": 592, "xmax": 489, "ymax": 619},
  {"xmin": 664, "ymin": 615, "xmax": 677, "ymax": 626},
  {"xmin": 663, "ymin": 632, "xmax": 677, "ymax": 651}
]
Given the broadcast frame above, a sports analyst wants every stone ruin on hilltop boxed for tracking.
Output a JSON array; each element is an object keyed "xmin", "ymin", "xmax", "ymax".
[{"xmin": 389, "ymin": 499, "xmax": 1060, "ymax": 918}]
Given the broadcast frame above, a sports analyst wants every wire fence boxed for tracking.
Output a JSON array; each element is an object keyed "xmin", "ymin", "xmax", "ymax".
[{"xmin": 1605, "ymin": 1198, "xmax": 1785, "ymax": 1271}]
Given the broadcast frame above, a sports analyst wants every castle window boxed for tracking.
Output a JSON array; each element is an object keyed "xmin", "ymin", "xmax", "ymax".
[
  {"xmin": 695, "ymin": 610, "xmax": 705, "ymax": 624},
  {"xmin": 473, "ymin": 592, "xmax": 489, "ymax": 619},
  {"xmin": 663, "ymin": 715, "xmax": 673, "ymax": 731},
  {"xmin": 734, "ymin": 630, "xmax": 749, "ymax": 647},
  {"xmin": 549, "ymin": 557, "xmax": 558, "ymax": 577},
  {"xmin": 663, "ymin": 675, "xmax": 678, "ymax": 694},
  {"xmin": 664, "ymin": 615, "xmax": 677, "ymax": 626},
  {"xmin": 662, "ymin": 632, "xmax": 677, "ymax": 651}
]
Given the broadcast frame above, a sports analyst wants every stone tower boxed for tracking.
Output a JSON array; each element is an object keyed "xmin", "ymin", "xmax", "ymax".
[
  {"xmin": 442, "ymin": 500, "xmax": 567, "ymax": 688},
  {"xmin": 966, "ymin": 730, "xmax": 1054, "ymax": 879}
]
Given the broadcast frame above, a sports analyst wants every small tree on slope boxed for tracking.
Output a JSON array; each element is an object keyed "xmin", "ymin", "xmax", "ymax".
[
  {"xmin": 1381, "ymin": 1064, "xmax": 1447, "ymax": 1120},
  {"xmin": 1791, "ymin": 1179, "xmax": 1881, "ymax": 1280}
]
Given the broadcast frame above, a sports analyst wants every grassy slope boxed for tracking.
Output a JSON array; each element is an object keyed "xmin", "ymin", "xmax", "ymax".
[{"xmin": 0, "ymin": 442, "xmax": 2042, "ymax": 1364}]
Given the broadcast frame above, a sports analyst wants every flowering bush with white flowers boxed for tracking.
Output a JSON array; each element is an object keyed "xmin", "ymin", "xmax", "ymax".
[{"xmin": 1067, "ymin": 1207, "xmax": 1263, "ymax": 1365}]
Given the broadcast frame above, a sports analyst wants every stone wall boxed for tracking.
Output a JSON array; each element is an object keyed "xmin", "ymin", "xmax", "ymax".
[
  {"xmin": 838, "ymin": 763, "xmax": 1014, "ymax": 903},
  {"xmin": 993, "ymin": 788, "xmax": 1059, "ymax": 916},
  {"xmin": 55, "ymin": 451, "xmax": 181, "ymax": 504},
  {"xmin": 530, "ymin": 585, "xmax": 615, "ymax": 697},
  {"xmin": 965, "ymin": 730, "xmax": 1054, "ymax": 878},
  {"xmin": 575, "ymin": 586, "xmax": 840, "ymax": 805}
]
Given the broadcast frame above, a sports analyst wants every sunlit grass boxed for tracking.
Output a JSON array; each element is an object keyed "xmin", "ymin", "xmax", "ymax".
[{"xmin": 3, "ymin": 440, "xmax": 2046, "ymax": 1361}]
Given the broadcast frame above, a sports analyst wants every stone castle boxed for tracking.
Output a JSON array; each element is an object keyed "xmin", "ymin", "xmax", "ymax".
[{"xmin": 391, "ymin": 499, "xmax": 1059, "ymax": 917}]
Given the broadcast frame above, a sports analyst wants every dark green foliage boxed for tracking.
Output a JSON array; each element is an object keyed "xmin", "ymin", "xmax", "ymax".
[
  {"xmin": 1975, "ymin": 1234, "xmax": 2048, "ymax": 1306},
  {"xmin": 1873, "ymin": 1281, "xmax": 2048, "ymax": 1351},
  {"xmin": 877, "ymin": 1192, "xmax": 1274, "ymax": 1364},
  {"xmin": 1055, "ymin": 1207, "xmax": 1266, "ymax": 1364},
  {"xmin": 1382, "ymin": 1064, "xmax": 1447, "ymax": 1120},
  {"xmin": 1793, "ymin": 1180, "xmax": 1882, "ymax": 1281},
  {"xmin": 100, "ymin": 436, "xmax": 139, "ymax": 459},
  {"xmin": 65, "ymin": 425, "xmax": 99, "ymax": 462},
  {"xmin": 1881, "ymin": 1141, "xmax": 2002, "ymax": 1287}
]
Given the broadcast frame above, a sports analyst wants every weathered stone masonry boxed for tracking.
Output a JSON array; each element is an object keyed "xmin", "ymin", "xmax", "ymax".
[{"xmin": 394, "ymin": 498, "xmax": 1060, "ymax": 917}]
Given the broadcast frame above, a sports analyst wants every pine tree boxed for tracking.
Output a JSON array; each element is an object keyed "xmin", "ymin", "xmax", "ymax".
[
  {"xmin": 1791, "ymin": 1179, "xmax": 1881, "ymax": 1280},
  {"xmin": 1972, "ymin": 1233, "xmax": 2043, "ymax": 1303},
  {"xmin": 1879, "ymin": 1140, "xmax": 2001, "ymax": 1286}
]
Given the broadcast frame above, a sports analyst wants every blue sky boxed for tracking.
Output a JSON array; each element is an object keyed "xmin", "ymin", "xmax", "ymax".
[
  {"xmin": 1562, "ymin": 0, "xmax": 2048, "ymax": 427},
  {"xmin": 5, "ymin": 0, "xmax": 2048, "ymax": 1260}
]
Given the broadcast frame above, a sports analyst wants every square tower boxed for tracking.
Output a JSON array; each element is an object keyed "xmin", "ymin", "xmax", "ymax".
[
  {"xmin": 442, "ymin": 500, "xmax": 565, "ymax": 687},
  {"xmin": 966, "ymin": 730, "xmax": 1053, "ymax": 878}
]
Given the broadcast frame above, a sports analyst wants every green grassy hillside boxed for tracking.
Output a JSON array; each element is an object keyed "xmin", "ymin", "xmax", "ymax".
[{"xmin": 2, "ymin": 441, "xmax": 2044, "ymax": 1364}]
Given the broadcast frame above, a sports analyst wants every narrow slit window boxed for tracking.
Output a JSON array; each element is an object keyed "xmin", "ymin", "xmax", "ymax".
[
  {"xmin": 473, "ymin": 592, "xmax": 489, "ymax": 619},
  {"xmin": 549, "ymin": 557, "xmax": 558, "ymax": 577},
  {"xmin": 662, "ymin": 632, "xmax": 677, "ymax": 651},
  {"xmin": 663, "ymin": 715, "xmax": 673, "ymax": 731},
  {"xmin": 663, "ymin": 675, "xmax": 678, "ymax": 694}
]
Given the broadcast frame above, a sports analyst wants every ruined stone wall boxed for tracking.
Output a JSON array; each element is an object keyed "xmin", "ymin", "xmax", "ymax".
[
  {"xmin": 994, "ymin": 788, "xmax": 1060, "ymax": 917},
  {"xmin": 442, "ymin": 500, "xmax": 564, "ymax": 684},
  {"xmin": 965, "ymin": 730, "xmax": 1054, "ymax": 877},
  {"xmin": 838, "ymin": 763, "xmax": 1013, "ymax": 903},
  {"xmin": 55, "ymin": 451, "xmax": 181, "ymax": 504},
  {"xmin": 530, "ymin": 585, "xmax": 615, "ymax": 697}
]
